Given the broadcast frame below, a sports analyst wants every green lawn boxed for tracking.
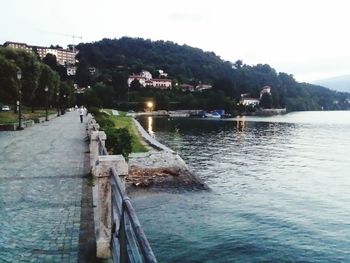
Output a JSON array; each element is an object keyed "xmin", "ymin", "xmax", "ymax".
[
  {"xmin": 0, "ymin": 110, "xmax": 57, "ymax": 124},
  {"xmin": 0, "ymin": 112, "xmax": 17, "ymax": 123},
  {"xmin": 100, "ymin": 109, "xmax": 148, "ymax": 153}
]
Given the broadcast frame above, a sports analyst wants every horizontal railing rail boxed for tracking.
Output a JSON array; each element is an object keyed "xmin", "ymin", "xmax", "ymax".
[
  {"xmin": 111, "ymin": 167, "xmax": 157, "ymax": 263},
  {"xmin": 95, "ymin": 133, "xmax": 157, "ymax": 263}
]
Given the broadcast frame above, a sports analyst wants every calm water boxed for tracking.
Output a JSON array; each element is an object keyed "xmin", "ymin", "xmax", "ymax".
[{"xmin": 134, "ymin": 111, "xmax": 350, "ymax": 263}]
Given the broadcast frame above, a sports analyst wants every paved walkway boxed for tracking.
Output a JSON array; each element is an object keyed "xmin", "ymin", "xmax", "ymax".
[{"xmin": 0, "ymin": 112, "xmax": 91, "ymax": 263}]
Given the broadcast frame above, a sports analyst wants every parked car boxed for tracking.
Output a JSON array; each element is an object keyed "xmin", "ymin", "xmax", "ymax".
[{"xmin": 1, "ymin": 105, "xmax": 10, "ymax": 111}]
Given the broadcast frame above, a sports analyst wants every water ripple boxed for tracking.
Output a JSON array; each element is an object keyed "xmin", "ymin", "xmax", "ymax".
[{"xmin": 135, "ymin": 112, "xmax": 350, "ymax": 262}]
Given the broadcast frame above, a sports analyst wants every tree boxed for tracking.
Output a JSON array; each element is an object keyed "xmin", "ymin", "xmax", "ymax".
[
  {"xmin": 0, "ymin": 55, "xmax": 17, "ymax": 110},
  {"xmin": 130, "ymin": 79, "xmax": 142, "ymax": 90},
  {"xmin": 83, "ymin": 88, "xmax": 101, "ymax": 108},
  {"xmin": 59, "ymin": 81, "xmax": 74, "ymax": 111},
  {"xmin": 112, "ymin": 71, "xmax": 128, "ymax": 101},
  {"xmin": 0, "ymin": 49, "xmax": 42, "ymax": 111},
  {"xmin": 43, "ymin": 54, "xmax": 68, "ymax": 81},
  {"xmin": 94, "ymin": 83, "xmax": 115, "ymax": 108},
  {"xmin": 260, "ymin": 93, "xmax": 272, "ymax": 109},
  {"xmin": 75, "ymin": 58, "xmax": 93, "ymax": 87},
  {"xmin": 213, "ymin": 77, "xmax": 235, "ymax": 98},
  {"xmin": 36, "ymin": 64, "xmax": 60, "ymax": 108},
  {"xmin": 73, "ymin": 37, "xmax": 349, "ymax": 112}
]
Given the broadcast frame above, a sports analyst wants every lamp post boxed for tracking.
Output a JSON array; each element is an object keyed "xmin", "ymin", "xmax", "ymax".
[
  {"xmin": 56, "ymin": 91, "xmax": 60, "ymax": 117},
  {"xmin": 17, "ymin": 68, "xmax": 24, "ymax": 130},
  {"xmin": 146, "ymin": 101, "xmax": 154, "ymax": 112},
  {"xmin": 62, "ymin": 94, "xmax": 66, "ymax": 115},
  {"xmin": 44, "ymin": 86, "xmax": 49, "ymax": 121}
]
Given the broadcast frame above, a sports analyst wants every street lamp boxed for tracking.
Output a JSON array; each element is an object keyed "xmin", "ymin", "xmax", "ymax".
[
  {"xmin": 62, "ymin": 94, "xmax": 66, "ymax": 115},
  {"xmin": 44, "ymin": 86, "xmax": 49, "ymax": 121},
  {"xmin": 146, "ymin": 101, "xmax": 154, "ymax": 112},
  {"xmin": 17, "ymin": 68, "xmax": 24, "ymax": 130},
  {"xmin": 56, "ymin": 91, "xmax": 60, "ymax": 117}
]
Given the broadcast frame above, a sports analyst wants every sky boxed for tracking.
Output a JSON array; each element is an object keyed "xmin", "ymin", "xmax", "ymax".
[{"xmin": 2, "ymin": 0, "xmax": 350, "ymax": 82}]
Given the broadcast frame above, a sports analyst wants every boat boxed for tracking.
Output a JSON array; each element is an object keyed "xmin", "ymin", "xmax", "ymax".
[{"xmin": 204, "ymin": 111, "xmax": 221, "ymax": 118}]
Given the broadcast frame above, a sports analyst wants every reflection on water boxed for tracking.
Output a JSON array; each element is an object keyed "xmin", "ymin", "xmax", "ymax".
[
  {"xmin": 135, "ymin": 112, "xmax": 350, "ymax": 262},
  {"xmin": 147, "ymin": 116, "xmax": 154, "ymax": 136},
  {"xmin": 236, "ymin": 116, "xmax": 246, "ymax": 132}
]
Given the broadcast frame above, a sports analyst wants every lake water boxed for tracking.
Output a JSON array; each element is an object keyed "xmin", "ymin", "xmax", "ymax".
[{"xmin": 134, "ymin": 111, "xmax": 350, "ymax": 262}]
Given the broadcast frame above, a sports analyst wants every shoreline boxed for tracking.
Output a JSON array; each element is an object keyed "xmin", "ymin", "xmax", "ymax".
[
  {"xmin": 127, "ymin": 118, "xmax": 209, "ymax": 194},
  {"xmin": 128, "ymin": 108, "xmax": 287, "ymax": 118}
]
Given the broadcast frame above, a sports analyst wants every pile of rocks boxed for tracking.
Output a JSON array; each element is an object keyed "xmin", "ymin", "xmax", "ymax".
[{"xmin": 127, "ymin": 151, "xmax": 208, "ymax": 193}]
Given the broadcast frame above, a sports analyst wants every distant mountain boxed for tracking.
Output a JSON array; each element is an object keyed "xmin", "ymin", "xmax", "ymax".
[{"xmin": 313, "ymin": 75, "xmax": 350, "ymax": 92}]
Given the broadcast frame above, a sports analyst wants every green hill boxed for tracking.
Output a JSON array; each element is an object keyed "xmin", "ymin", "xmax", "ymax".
[{"xmin": 75, "ymin": 37, "xmax": 350, "ymax": 112}]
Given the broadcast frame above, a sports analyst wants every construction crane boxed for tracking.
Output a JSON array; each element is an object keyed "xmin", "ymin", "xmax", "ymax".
[
  {"xmin": 58, "ymin": 34, "xmax": 82, "ymax": 53},
  {"xmin": 70, "ymin": 35, "xmax": 82, "ymax": 53},
  {"xmin": 44, "ymin": 31, "xmax": 82, "ymax": 52}
]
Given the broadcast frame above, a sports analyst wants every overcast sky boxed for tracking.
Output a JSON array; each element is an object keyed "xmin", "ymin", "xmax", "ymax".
[{"xmin": 2, "ymin": 0, "xmax": 350, "ymax": 82}]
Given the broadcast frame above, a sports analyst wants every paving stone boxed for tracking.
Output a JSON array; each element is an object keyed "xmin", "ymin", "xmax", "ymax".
[{"xmin": 0, "ymin": 112, "xmax": 88, "ymax": 262}]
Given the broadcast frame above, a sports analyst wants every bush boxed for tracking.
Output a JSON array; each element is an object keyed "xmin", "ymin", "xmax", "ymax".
[
  {"xmin": 88, "ymin": 106, "xmax": 100, "ymax": 116},
  {"xmin": 98, "ymin": 116, "xmax": 115, "ymax": 129},
  {"xmin": 104, "ymin": 127, "xmax": 132, "ymax": 158}
]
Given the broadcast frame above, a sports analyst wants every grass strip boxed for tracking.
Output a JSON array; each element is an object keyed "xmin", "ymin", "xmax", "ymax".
[{"xmin": 99, "ymin": 110, "xmax": 148, "ymax": 153}]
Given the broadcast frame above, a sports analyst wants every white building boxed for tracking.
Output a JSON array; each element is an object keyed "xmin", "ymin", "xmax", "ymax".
[
  {"xmin": 180, "ymin": 84, "xmax": 195, "ymax": 92},
  {"xmin": 158, "ymin": 69, "xmax": 168, "ymax": 78},
  {"xmin": 128, "ymin": 75, "xmax": 147, "ymax": 87},
  {"xmin": 4, "ymin": 41, "xmax": 78, "ymax": 66},
  {"xmin": 151, "ymin": 79, "xmax": 172, "ymax": 89},
  {"xmin": 140, "ymin": 70, "xmax": 152, "ymax": 80},
  {"xmin": 67, "ymin": 66, "xmax": 77, "ymax": 76},
  {"xmin": 240, "ymin": 98, "xmax": 260, "ymax": 106},
  {"xmin": 260, "ymin": 86, "xmax": 271, "ymax": 98},
  {"xmin": 128, "ymin": 71, "xmax": 172, "ymax": 89},
  {"xmin": 196, "ymin": 84, "xmax": 212, "ymax": 91}
]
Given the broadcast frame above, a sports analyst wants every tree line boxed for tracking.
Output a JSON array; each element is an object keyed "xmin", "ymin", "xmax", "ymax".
[
  {"xmin": 3, "ymin": 37, "xmax": 348, "ymax": 113},
  {"xmin": 0, "ymin": 48, "xmax": 74, "ymax": 112},
  {"xmin": 75, "ymin": 37, "xmax": 350, "ymax": 112}
]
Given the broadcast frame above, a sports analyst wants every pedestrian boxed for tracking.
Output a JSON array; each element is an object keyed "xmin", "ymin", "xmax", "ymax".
[{"xmin": 79, "ymin": 107, "xmax": 84, "ymax": 123}]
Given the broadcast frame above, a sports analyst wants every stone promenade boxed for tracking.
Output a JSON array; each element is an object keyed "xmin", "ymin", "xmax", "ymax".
[{"xmin": 0, "ymin": 112, "xmax": 94, "ymax": 263}]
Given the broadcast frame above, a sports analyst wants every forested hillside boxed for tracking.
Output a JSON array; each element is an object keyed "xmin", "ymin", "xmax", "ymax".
[{"xmin": 75, "ymin": 37, "xmax": 350, "ymax": 111}]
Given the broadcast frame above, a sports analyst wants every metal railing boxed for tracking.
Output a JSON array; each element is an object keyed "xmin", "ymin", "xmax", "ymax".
[
  {"xmin": 98, "ymin": 136, "xmax": 108, "ymax": 156},
  {"xmin": 97, "ymin": 135, "xmax": 157, "ymax": 263}
]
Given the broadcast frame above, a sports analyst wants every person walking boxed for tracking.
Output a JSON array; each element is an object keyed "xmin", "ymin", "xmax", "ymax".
[{"xmin": 79, "ymin": 107, "xmax": 84, "ymax": 123}]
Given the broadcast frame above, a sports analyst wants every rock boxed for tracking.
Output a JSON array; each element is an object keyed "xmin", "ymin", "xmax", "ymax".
[{"xmin": 126, "ymin": 166, "xmax": 209, "ymax": 194}]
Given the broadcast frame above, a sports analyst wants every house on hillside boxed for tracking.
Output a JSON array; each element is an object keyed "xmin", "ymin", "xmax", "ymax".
[
  {"xmin": 158, "ymin": 69, "xmax": 168, "ymax": 78},
  {"xmin": 67, "ymin": 65, "xmax": 77, "ymax": 76},
  {"xmin": 140, "ymin": 70, "xmax": 152, "ymax": 80},
  {"xmin": 3, "ymin": 41, "xmax": 78, "ymax": 70},
  {"xmin": 260, "ymin": 86, "xmax": 271, "ymax": 98},
  {"xmin": 128, "ymin": 70, "xmax": 172, "ymax": 89},
  {"xmin": 151, "ymin": 79, "xmax": 172, "ymax": 89},
  {"xmin": 180, "ymin": 84, "xmax": 195, "ymax": 92},
  {"xmin": 128, "ymin": 74, "xmax": 147, "ymax": 87},
  {"xmin": 239, "ymin": 86, "xmax": 273, "ymax": 106},
  {"xmin": 196, "ymin": 84, "xmax": 212, "ymax": 91},
  {"xmin": 240, "ymin": 97, "xmax": 260, "ymax": 106}
]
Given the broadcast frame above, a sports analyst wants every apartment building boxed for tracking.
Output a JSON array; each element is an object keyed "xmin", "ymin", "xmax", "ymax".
[{"xmin": 3, "ymin": 41, "xmax": 78, "ymax": 66}]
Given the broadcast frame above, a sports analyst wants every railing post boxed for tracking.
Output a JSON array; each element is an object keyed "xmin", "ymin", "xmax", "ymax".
[
  {"xmin": 90, "ymin": 131, "xmax": 106, "ymax": 170},
  {"xmin": 93, "ymin": 155, "xmax": 128, "ymax": 259},
  {"xmin": 87, "ymin": 116, "xmax": 100, "ymax": 137}
]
